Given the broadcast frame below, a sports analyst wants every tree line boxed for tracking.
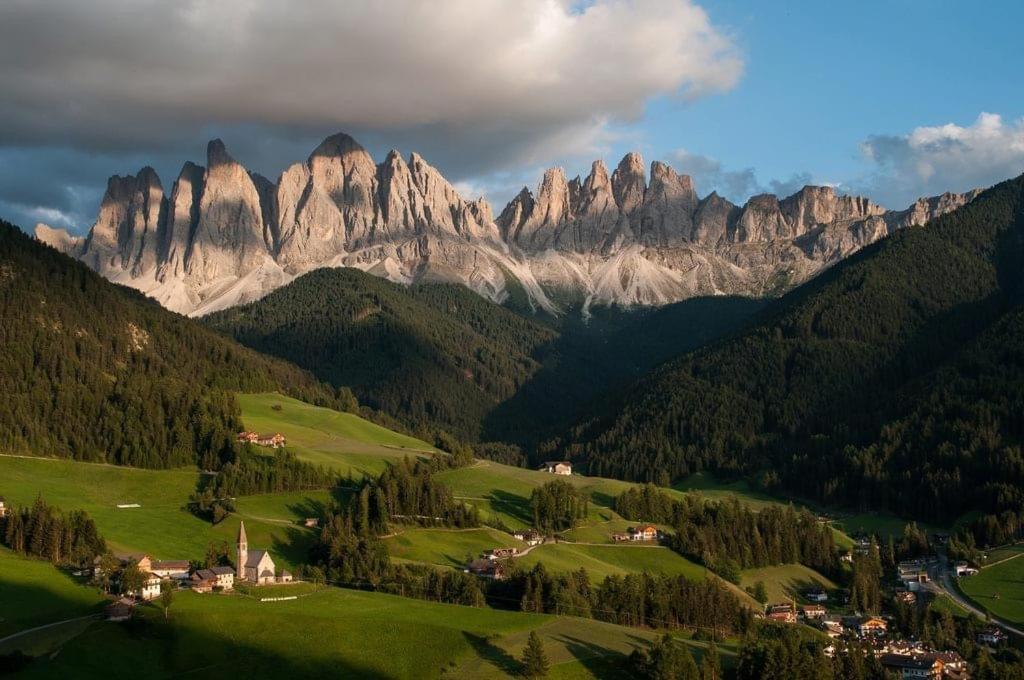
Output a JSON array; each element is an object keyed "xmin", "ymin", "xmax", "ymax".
[{"xmin": 1, "ymin": 497, "xmax": 105, "ymax": 568}]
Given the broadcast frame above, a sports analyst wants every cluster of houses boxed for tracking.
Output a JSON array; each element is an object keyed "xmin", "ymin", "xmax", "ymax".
[
  {"xmin": 611, "ymin": 524, "xmax": 660, "ymax": 543},
  {"xmin": 236, "ymin": 431, "xmax": 287, "ymax": 448},
  {"xmin": 101, "ymin": 522, "xmax": 294, "ymax": 608},
  {"xmin": 876, "ymin": 647, "xmax": 968, "ymax": 679},
  {"xmin": 465, "ymin": 532, "xmax": 546, "ymax": 580}
]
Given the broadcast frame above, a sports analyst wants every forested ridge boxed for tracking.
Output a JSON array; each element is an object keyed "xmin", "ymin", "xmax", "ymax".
[
  {"xmin": 0, "ymin": 220, "xmax": 342, "ymax": 470},
  {"xmin": 204, "ymin": 268, "xmax": 557, "ymax": 440},
  {"xmin": 561, "ymin": 174, "xmax": 1024, "ymax": 526}
]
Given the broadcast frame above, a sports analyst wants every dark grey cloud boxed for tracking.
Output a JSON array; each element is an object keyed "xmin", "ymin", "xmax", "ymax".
[
  {"xmin": 669, "ymin": 149, "xmax": 819, "ymax": 204},
  {"xmin": 0, "ymin": 0, "xmax": 743, "ymax": 232}
]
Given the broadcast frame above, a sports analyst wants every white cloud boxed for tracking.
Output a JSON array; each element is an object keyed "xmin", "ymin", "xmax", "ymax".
[
  {"xmin": 0, "ymin": 0, "xmax": 742, "ymax": 171},
  {"xmin": 859, "ymin": 112, "xmax": 1024, "ymax": 206}
]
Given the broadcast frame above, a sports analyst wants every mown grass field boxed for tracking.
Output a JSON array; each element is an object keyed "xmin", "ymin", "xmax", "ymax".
[
  {"xmin": 960, "ymin": 546, "xmax": 1024, "ymax": 625},
  {"xmin": 0, "ymin": 455, "xmax": 315, "ymax": 569},
  {"xmin": 0, "ymin": 551, "xmax": 730, "ymax": 679},
  {"xmin": 385, "ymin": 527, "xmax": 527, "ymax": 569},
  {"xmin": 238, "ymin": 392, "xmax": 436, "ymax": 476},
  {"xmin": 738, "ymin": 564, "xmax": 838, "ymax": 605},
  {"xmin": 516, "ymin": 543, "xmax": 708, "ymax": 581}
]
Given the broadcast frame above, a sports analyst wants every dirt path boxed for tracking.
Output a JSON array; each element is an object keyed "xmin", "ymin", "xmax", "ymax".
[{"xmin": 0, "ymin": 613, "xmax": 103, "ymax": 648}]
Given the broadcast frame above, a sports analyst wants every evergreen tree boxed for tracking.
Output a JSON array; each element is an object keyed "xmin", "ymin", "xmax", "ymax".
[{"xmin": 521, "ymin": 631, "xmax": 550, "ymax": 678}]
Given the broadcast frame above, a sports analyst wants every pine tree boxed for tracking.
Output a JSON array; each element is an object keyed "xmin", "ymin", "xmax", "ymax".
[
  {"xmin": 522, "ymin": 631, "xmax": 550, "ymax": 678},
  {"xmin": 700, "ymin": 642, "xmax": 721, "ymax": 680}
]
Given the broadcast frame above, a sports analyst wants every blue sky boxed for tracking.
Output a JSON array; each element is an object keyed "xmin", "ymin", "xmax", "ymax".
[{"xmin": 1, "ymin": 0, "xmax": 1023, "ymax": 232}]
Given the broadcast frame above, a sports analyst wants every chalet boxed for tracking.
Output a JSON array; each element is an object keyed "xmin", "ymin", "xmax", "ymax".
[
  {"xmin": 485, "ymin": 547, "xmax": 519, "ymax": 560},
  {"xmin": 859, "ymin": 616, "xmax": 888, "ymax": 637},
  {"xmin": 511, "ymin": 530, "xmax": 542, "ymax": 546},
  {"xmin": 151, "ymin": 560, "xmax": 190, "ymax": 580},
  {"xmin": 954, "ymin": 562, "xmax": 978, "ymax": 577},
  {"xmin": 879, "ymin": 653, "xmax": 943, "ymax": 679},
  {"xmin": 766, "ymin": 603, "xmax": 796, "ymax": 624},
  {"xmin": 628, "ymin": 525, "xmax": 659, "ymax": 542},
  {"xmin": 804, "ymin": 588, "xmax": 828, "ymax": 603},
  {"xmin": 977, "ymin": 627, "xmax": 1007, "ymax": 646},
  {"xmin": 800, "ymin": 604, "xmax": 827, "ymax": 619},
  {"xmin": 105, "ymin": 598, "xmax": 134, "ymax": 622},
  {"xmin": 0, "ymin": 496, "xmax": 7, "ymax": 518},
  {"xmin": 539, "ymin": 461, "xmax": 572, "ymax": 476},
  {"xmin": 467, "ymin": 558, "xmax": 506, "ymax": 580},
  {"xmin": 237, "ymin": 431, "xmax": 287, "ymax": 448}
]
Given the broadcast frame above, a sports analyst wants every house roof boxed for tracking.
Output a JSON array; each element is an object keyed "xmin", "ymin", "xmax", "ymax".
[
  {"xmin": 152, "ymin": 560, "xmax": 190, "ymax": 570},
  {"xmin": 879, "ymin": 654, "xmax": 942, "ymax": 670},
  {"xmin": 210, "ymin": 566, "xmax": 235, "ymax": 575},
  {"xmin": 195, "ymin": 569, "xmax": 217, "ymax": 580}
]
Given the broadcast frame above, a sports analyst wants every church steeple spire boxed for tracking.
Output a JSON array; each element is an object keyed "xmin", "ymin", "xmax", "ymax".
[{"xmin": 237, "ymin": 521, "xmax": 248, "ymax": 581}]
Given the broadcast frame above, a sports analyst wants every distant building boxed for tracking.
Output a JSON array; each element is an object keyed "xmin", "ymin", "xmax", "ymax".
[
  {"xmin": 303, "ymin": 518, "xmax": 320, "ymax": 528},
  {"xmin": 954, "ymin": 562, "xmax": 978, "ymax": 577},
  {"xmin": 977, "ymin": 627, "xmax": 1007, "ymax": 646},
  {"xmin": 879, "ymin": 651, "xmax": 966, "ymax": 680},
  {"xmin": 539, "ymin": 461, "xmax": 572, "ymax": 476},
  {"xmin": 138, "ymin": 573, "xmax": 162, "ymax": 601},
  {"xmin": 237, "ymin": 431, "xmax": 286, "ymax": 448},
  {"xmin": 628, "ymin": 525, "xmax": 659, "ymax": 542},
  {"xmin": 191, "ymin": 572, "xmax": 216, "ymax": 593},
  {"xmin": 766, "ymin": 603, "xmax": 796, "ymax": 624},
  {"xmin": 511, "ymin": 530, "xmax": 542, "ymax": 546},
  {"xmin": 859, "ymin": 616, "xmax": 888, "ymax": 637},
  {"xmin": 484, "ymin": 547, "xmax": 519, "ymax": 561},
  {"xmin": 801, "ymin": 604, "xmax": 827, "ymax": 619},
  {"xmin": 611, "ymin": 532, "xmax": 631, "ymax": 543},
  {"xmin": 0, "ymin": 496, "xmax": 7, "ymax": 518},
  {"xmin": 895, "ymin": 590, "xmax": 917, "ymax": 605},
  {"xmin": 151, "ymin": 560, "xmax": 191, "ymax": 580},
  {"xmin": 898, "ymin": 561, "xmax": 929, "ymax": 591},
  {"xmin": 804, "ymin": 589, "xmax": 828, "ymax": 603}
]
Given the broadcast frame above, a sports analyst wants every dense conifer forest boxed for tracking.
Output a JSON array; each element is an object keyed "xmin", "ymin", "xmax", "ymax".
[
  {"xmin": 0, "ymin": 221, "xmax": 344, "ymax": 471},
  {"xmin": 562, "ymin": 175, "xmax": 1024, "ymax": 528}
]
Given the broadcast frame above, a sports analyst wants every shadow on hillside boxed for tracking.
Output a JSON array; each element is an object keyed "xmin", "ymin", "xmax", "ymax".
[
  {"xmin": 463, "ymin": 632, "xmax": 522, "ymax": 676},
  {"xmin": 490, "ymin": 490, "xmax": 533, "ymax": 525},
  {"xmin": 1, "ymin": 580, "xmax": 389, "ymax": 678},
  {"xmin": 269, "ymin": 526, "xmax": 317, "ymax": 567},
  {"xmin": 556, "ymin": 633, "xmax": 636, "ymax": 678}
]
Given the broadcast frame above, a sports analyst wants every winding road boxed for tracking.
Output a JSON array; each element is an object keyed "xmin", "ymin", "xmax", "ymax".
[{"xmin": 928, "ymin": 552, "xmax": 1024, "ymax": 638}]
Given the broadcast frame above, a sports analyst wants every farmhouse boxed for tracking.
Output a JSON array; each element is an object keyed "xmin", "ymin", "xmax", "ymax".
[
  {"xmin": 138, "ymin": 573, "xmax": 162, "ymax": 600},
  {"xmin": 511, "ymin": 530, "xmax": 542, "ymax": 546},
  {"xmin": 151, "ymin": 560, "xmax": 190, "ymax": 580},
  {"xmin": 800, "ymin": 604, "xmax": 827, "ymax": 619},
  {"xmin": 804, "ymin": 588, "xmax": 828, "ymax": 603},
  {"xmin": 192, "ymin": 566, "xmax": 235, "ymax": 591},
  {"xmin": 484, "ymin": 547, "xmax": 519, "ymax": 560},
  {"xmin": 628, "ymin": 524, "xmax": 659, "ymax": 541},
  {"xmin": 539, "ymin": 461, "xmax": 572, "ymax": 475},
  {"xmin": 766, "ymin": 603, "xmax": 796, "ymax": 624},
  {"xmin": 237, "ymin": 431, "xmax": 286, "ymax": 448}
]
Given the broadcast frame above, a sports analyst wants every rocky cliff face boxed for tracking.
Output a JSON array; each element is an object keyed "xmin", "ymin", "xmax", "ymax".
[{"xmin": 35, "ymin": 133, "xmax": 980, "ymax": 317}]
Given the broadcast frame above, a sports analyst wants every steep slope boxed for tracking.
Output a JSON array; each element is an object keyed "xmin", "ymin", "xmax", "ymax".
[
  {"xmin": 0, "ymin": 219, "xmax": 341, "ymax": 470},
  {"xmin": 203, "ymin": 268, "xmax": 557, "ymax": 440},
  {"xmin": 35, "ymin": 132, "xmax": 977, "ymax": 317},
  {"xmin": 562, "ymin": 174, "xmax": 1024, "ymax": 524}
]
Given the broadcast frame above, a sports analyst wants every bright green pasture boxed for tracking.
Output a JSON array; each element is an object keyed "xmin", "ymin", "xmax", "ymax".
[
  {"xmin": 238, "ymin": 392, "xmax": 436, "ymax": 476},
  {"xmin": 385, "ymin": 527, "xmax": 526, "ymax": 569},
  {"xmin": 738, "ymin": 564, "xmax": 838, "ymax": 605},
  {"xmin": 959, "ymin": 549, "xmax": 1024, "ymax": 626}
]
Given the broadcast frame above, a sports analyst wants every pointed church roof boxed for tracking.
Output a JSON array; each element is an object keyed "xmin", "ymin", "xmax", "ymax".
[{"xmin": 238, "ymin": 520, "xmax": 248, "ymax": 544}]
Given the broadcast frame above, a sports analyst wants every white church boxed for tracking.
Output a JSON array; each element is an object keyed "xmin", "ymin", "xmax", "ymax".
[{"xmin": 237, "ymin": 521, "xmax": 292, "ymax": 585}]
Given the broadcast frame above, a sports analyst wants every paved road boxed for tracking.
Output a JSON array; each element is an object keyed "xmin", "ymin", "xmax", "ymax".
[{"xmin": 929, "ymin": 552, "xmax": 1024, "ymax": 638}]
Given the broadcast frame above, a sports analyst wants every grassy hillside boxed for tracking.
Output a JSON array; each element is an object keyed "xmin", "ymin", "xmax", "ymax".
[
  {"xmin": 238, "ymin": 392, "xmax": 435, "ymax": 476},
  {"xmin": 205, "ymin": 267, "xmax": 557, "ymax": 440},
  {"xmin": 0, "ymin": 549, "xmax": 105, "ymax": 639},
  {"xmin": 0, "ymin": 219, "xmax": 341, "ymax": 471},
  {"xmin": 738, "ymin": 564, "xmax": 838, "ymax": 605},
  {"xmin": 567, "ymin": 175, "xmax": 1024, "ymax": 524},
  {"xmin": 959, "ymin": 546, "xmax": 1024, "ymax": 625},
  {"xmin": 0, "ymin": 552, "xmax": 736, "ymax": 679}
]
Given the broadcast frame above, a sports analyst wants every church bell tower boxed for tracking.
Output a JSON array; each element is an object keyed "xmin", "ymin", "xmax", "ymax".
[{"xmin": 237, "ymin": 520, "xmax": 248, "ymax": 580}]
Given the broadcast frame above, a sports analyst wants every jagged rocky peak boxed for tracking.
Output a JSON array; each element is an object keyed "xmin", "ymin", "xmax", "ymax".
[
  {"xmin": 34, "ymin": 223, "xmax": 84, "ymax": 256},
  {"xmin": 611, "ymin": 152, "xmax": 647, "ymax": 214},
  {"xmin": 734, "ymin": 193, "xmax": 787, "ymax": 243},
  {"xmin": 160, "ymin": 161, "xmax": 205, "ymax": 277},
  {"xmin": 692, "ymin": 191, "xmax": 739, "ymax": 244},
  {"xmin": 640, "ymin": 161, "xmax": 698, "ymax": 246},
  {"xmin": 82, "ymin": 166, "xmax": 166, "ymax": 278}
]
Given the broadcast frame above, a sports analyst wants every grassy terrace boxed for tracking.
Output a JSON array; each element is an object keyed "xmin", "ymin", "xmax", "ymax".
[
  {"xmin": 959, "ymin": 544, "xmax": 1024, "ymax": 626},
  {"xmin": 0, "ymin": 547, "xmax": 737, "ymax": 679},
  {"xmin": 238, "ymin": 392, "xmax": 436, "ymax": 476}
]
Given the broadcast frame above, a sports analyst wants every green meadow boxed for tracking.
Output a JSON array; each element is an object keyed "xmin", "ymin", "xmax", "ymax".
[
  {"xmin": 959, "ymin": 547, "xmax": 1024, "ymax": 626},
  {"xmin": 0, "ymin": 549, "xmax": 735, "ymax": 679},
  {"xmin": 738, "ymin": 564, "xmax": 838, "ymax": 605},
  {"xmin": 238, "ymin": 392, "xmax": 436, "ymax": 476}
]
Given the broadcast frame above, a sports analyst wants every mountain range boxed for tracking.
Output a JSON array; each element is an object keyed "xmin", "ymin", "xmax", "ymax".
[{"xmin": 35, "ymin": 133, "xmax": 979, "ymax": 317}]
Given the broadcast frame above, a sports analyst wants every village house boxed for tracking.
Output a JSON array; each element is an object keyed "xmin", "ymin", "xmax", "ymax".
[
  {"xmin": 858, "ymin": 616, "xmax": 888, "ymax": 637},
  {"xmin": 138, "ymin": 572, "xmax": 163, "ymax": 601},
  {"xmin": 485, "ymin": 547, "xmax": 519, "ymax": 560},
  {"xmin": 800, "ymin": 604, "xmax": 827, "ymax": 619},
  {"xmin": 303, "ymin": 518, "xmax": 320, "ymax": 528},
  {"xmin": 467, "ymin": 558, "xmax": 505, "ymax": 580},
  {"xmin": 0, "ymin": 496, "xmax": 7, "ymax": 518},
  {"xmin": 766, "ymin": 603, "xmax": 796, "ymax": 624},
  {"xmin": 628, "ymin": 524, "xmax": 659, "ymax": 542},
  {"xmin": 538, "ymin": 461, "xmax": 572, "ymax": 475},
  {"xmin": 879, "ymin": 651, "xmax": 967, "ymax": 680},
  {"xmin": 822, "ymin": 618, "xmax": 845, "ymax": 638},
  {"xmin": 150, "ymin": 560, "xmax": 191, "ymax": 580},
  {"xmin": 804, "ymin": 588, "xmax": 828, "ymax": 603},
  {"xmin": 954, "ymin": 561, "xmax": 978, "ymax": 577},
  {"xmin": 899, "ymin": 561, "xmax": 929, "ymax": 591},
  {"xmin": 977, "ymin": 627, "xmax": 1007, "ymax": 646},
  {"xmin": 192, "ymin": 566, "xmax": 235, "ymax": 592},
  {"xmin": 611, "ymin": 532, "xmax": 631, "ymax": 542},
  {"xmin": 237, "ymin": 431, "xmax": 286, "ymax": 448},
  {"xmin": 511, "ymin": 530, "xmax": 542, "ymax": 546}
]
